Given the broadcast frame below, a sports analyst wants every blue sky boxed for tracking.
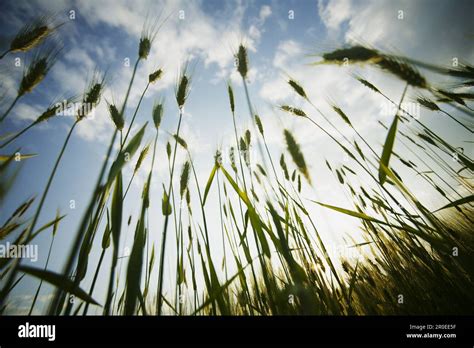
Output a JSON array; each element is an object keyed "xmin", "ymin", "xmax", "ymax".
[{"xmin": 1, "ymin": 0, "xmax": 473, "ymax": 314}]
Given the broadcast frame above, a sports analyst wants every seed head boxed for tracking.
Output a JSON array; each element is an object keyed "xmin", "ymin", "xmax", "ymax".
[
  {"xmin": 173, "ymin": 134, "xmax": 188, "ymax": 149},
  {"xmin": 332, "ymin": 105, "xmax": 352, "ymax": 126},
  {"xmin": 85, "ymin": 83, "xmax": 102, "ymax": 104},
  {"xmin": 288, "ymin": 79, "xmax": 307, "ymax": 99},
  {"xmin": 77, "ymin": 76, "xmax": 104, "ymax": 121},
  {"xmin": 35, "ymin": 106, "xmax": 58, "ymax": 123},
  {"xmin": 149, "ymin": 68, "xmax": 163, "ymax": 84},
  {"xmin": 176, "ymin": 72, "xmax": 190, "ymax": 109},
  {"xmin": 355, "ymin": 76, "xmax": 380, "ymax": 94},
  {"xmin": 17, "ymin": 44, "xmax": 59, "ymax": 94},
  {"xmin": 138, "ymin": 15, "xmax": 165, "ymax": 60},
  {"xmin": 354, "ymin": 141, "xmax": 365, "ymax": 160},
  {"xmin": 186, "ymin": 190, "xmax": 191, "ymax": 209},
  {"xmin": 325, "ymin": 160, "xmax": 332, "ymax": 171},
  {"xmin": 418, "ymin": 132, "xmax": 437, "ymax": 147},
  {"xmin": 36, "ymin": 96, "xmax": 77, "ymax": 123},
  {"xmin": 245, "ymin": 129, "xmax": 251, "ymax": 146},
  {"xmin": 214, "ymin": 150, "xmax": 222, "ymax": 166},
  {"xmin": 284, "ymin": 129, "xmax": 311, "ymax": 184},
  {"xmin": 341, "ymin": 260, "xmax": 350, "ymax": 273},
  {"xmin": 436, "ymin": 89, "xmax": 466, "ymax": 106},
  {"xmin": 139, "ymin": 37, "xmax": 151, "ymax": 60},
  {"xmin": 255, "ymin": 115, "xmax": 264, "ymax": 135},
  {"xmin": 162, "ymin": 184, "xmax": 172, "ymax": 216},
  {"xmin": 108, "ymin": 103, "xmax": 124, "ymax": 130},
  {"xmin": 152, "ymin": 101, "xmax": 164, "ymax": 129},
  {"xmin": 236, "ymin": 44, "xmax": 248, "ymax": 79},
  {"xmin": 280, "ymin": 105, "xmax": 307, "ymax": 117},
  {"xmin": 166, "ymin": 141, "xmax": 172, "ymax": 159},
  {"xmin": 322, "ymin": 46, "xmax": 380, "ymax": 63},
  {"xmin": 417, "ymin": 97, "xmax": 439, "ymax": 111},
  {"xmin": 229, "ymin": 147, "xmax": 236, "ymax": 172},
  {"xmin": 239, "ymin": 137, "xmax": 247, "ymax": 152},
  {"xmin": 19, "ymin": 57, "xmax": 48, "ymax": 96},
  {"xmin": 10, "ymin": 16, "xmax": 56, "ymax": 53},
  {"xmin": 279, "ymin": 154, "xmax": 289, "ymax": 181},
  {"xmin": 135, "ymin": 144, "xmax": 150, "ymax": 173},
  {"xmin": 256, "ymin": 164, "xmax": 266, "ymax": 176},
  {"xmin": 180, "ymin": 161, "xmax": 190, "ymax": 198},
  {"xmin": 377, "ymin": 56, "xmax": 427, "ymax": 88},
  {"xmin": 227, "ymin": 83, "xmax": 235, "ymax": 113}
]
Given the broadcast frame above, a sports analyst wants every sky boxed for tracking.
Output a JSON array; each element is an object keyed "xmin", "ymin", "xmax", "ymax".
[{"xmin": 0, "ymin": 0, "xmax": 473, "ymax": 314}]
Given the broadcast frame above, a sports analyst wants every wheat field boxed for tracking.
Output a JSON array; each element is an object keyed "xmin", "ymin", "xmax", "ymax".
[{"xmin": 0, "ymin": 1, "xmax": 473, "ymax": 317}]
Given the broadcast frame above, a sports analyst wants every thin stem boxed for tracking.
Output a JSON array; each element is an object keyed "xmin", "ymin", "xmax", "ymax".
[
  {"xmin": 242, "ymin": 79, "xmax": 269, "ymax": 171},
  {"xmin": 0, "ymin": 120, "xmax": 78, "ymax": 307},
  {"xmin": 157, "ymin": 109, "xmax": 183, "ymax": 315},
  {"xmin": 142, "ymin": 130, "xmax": 160, "ymax": 307},
  {"xmin": 440, "ymin": 109, "xmax": 473, "ymax": 133},
  {"xmin": 0, "ymin": 121, "xmax": 36, "ymax": 148},
  {"xmin": 48, "ymin": 57, "xmax": 141, "ymax": 315},
  {"xmin": 0, "ymin": 95, "xmax": 20, "ymax": 123},
  {"xmin": 123, "ymin": 171, "xmax": 137, "ymax": 199},
  {"xmin": 122, "ymin": 82, "xmax": 150, "ymax": 147},
  {"xmin": 0, "ymin": 49, "xmax": 11, "ymax": 60},
  {"xmin": 82, "ymin": 247, "xmax": 106, "ymax": 315},
  {"xmin": 28, "ymin": 233, "xmax": 55, "ymax": 315}
]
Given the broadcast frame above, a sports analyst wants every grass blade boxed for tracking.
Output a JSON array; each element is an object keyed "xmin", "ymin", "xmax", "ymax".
[
  {"xmin": 434, "ymin": 195, "xmax": 474, "ymax": 212},
  {"xmin": 19, "ymin": 265, "xmax": 100, "ymax": 305},
  {"xmin": 379, "ymin": 115, "xmax": 398, "ymax": 185}
]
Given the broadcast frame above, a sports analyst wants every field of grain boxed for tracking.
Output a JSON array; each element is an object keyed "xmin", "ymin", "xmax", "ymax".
[{"xmin": 0, "ymin": 1, "xmax": 473, "ymax": 316}]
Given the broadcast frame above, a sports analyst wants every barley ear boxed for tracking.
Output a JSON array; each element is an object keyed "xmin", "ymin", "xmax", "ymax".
[
  {"xmin": 108, "ymin": 103, "xmax": 124, "ymax": 130},
  {"xmin": 284, "ymin": 129, "xmax": 311, "ymax": 184},
  {"xmin": 288, "ymin": 79, "xmax": 307, "ymax": 99},
  {"xmin": 152, "ymin": 101, "xmax": 164, "ymax": 129},
  {"xmin": 236, "ymin": 44, "xmax": 248, "ymax": 79},
  {"xmin": 176, "ymin": 69, "xmax": 190, "ymax": 109},
  {"xmin": 227, "ymin": 83, "xmax": 235, "ymax": 113},
  {"xmin": 180, "ymin": 161, "xmax": 190, "ymax": 198},
  {"xmin": 280, "ymin": 105, "xmax": 307, "ymax": 117},
  {"xmin": 255, "ymin": 115, "xmax": 264, "ymax": 136},
  {"xmin": 149, "ymin": 68, "xmax": 163, "ymax": 84}
]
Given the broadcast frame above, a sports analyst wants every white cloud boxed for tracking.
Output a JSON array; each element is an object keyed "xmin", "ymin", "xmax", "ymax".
[
  {"xmin": 273, "ymin": 40, "xmax": 303, "ymax": 68},
  {"xmin": 2, "ymin": 0, "xmax": 274, "ymax": 145},
  {"xmin": 318, "ymin": 0, "xmax": 474, "ymax": 65},
  {"xmin": 318, "ymin": 0, "xmax": 352, "ymax": 30},
  {"xmin": 12, "ymin": 103, "xmax": 42, "ymax": 122},
  {"xmin": 75, "ymin": 101, "xmax": 113, "ymax": 142},
  {"xmin": 259, "ymin": 5, "xmax": 272, "ymax": 22},
  {"xmin": 0, "ymin": 63, "xmax": 21, "ymax": 102},
  {"xmin": 260, "ymin": 40, "xmax": 304, "ymax": 103},
  {"xmin": 63, "ymin": 47, "xmax": 96, "ymax": 71}
]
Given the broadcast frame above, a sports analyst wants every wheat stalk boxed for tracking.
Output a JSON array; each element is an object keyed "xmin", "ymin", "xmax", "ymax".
[
  {"xmin": 0, "ymin": 45, "xmax": 60, "ymax": 123},
  {"xmin": 284, "ymin": 129, "xmax": 311, "ymax": 185},
  {"xmin": 0, "ymin": 15, "xmax": 59, "ymax": 59}
]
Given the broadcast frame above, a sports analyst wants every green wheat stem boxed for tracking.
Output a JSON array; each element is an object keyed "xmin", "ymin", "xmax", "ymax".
[
  {"xmin": 156, "ymin": 109, "xmax": 183, "ymax": 315},
  {"xmin": 0, "ymin": 95, "xmax": 20, "ymax": 123},
  {"xmin": 0, "ymin": 121, "xmax": 36, "ymax": 148},
  {"xmin": 49, "ymin": 57, "xmax": 140, "ymax": 315},
  {"xmin": 82, "ymin": 247, "xmax": 106, "ymax": 315},
  {"xmin": 28, "ymin": 232, "xmax": 55, "ymax": 315},
  {"xmin": 0, "ymin": 119, "xmax": 79, "ymax": 308}
]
